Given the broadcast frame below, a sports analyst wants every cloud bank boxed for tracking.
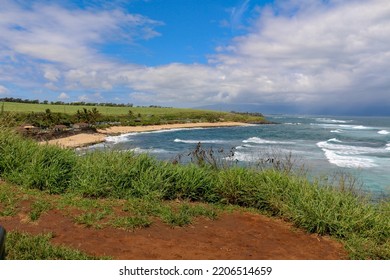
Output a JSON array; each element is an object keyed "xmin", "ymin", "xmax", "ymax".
[{"xmin": 0, "ymin": 0, "xmax": 389, "ymax": 114}]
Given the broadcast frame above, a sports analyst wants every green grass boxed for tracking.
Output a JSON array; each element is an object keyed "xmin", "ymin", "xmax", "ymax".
[
  {"xmin": 74, "ymin": 211, "xmax": 110, "ymax": 228},
  {"xmin": 1, "ymin": 101, "xmax": 267, "ymax": 122},
  {"xmin": 5, "ymin": 232, "xmax": 110, "ymax": 260},
  {"xmin": 1, "ymin": 101, "xmax": 212, "ymax": 115},
  {"xmin": 29, "ymin": 199, "xmax": 52, "ymax": 221},
  {"xmin": 0, "ymin": 129, "xmax": 389, "ymax": 259},
  {"xmin": 0, "ymin": 101, "xmax": 269, "ymax": 128},
  {"xmin": 159, "ymin": 203, "xmax": 218, "ymax": 227},
  {"xmin": 0, "ymin": 184, "xmax": 19, "ymax": 216},
  {"xmin": 110, "ymin": 216, "xmax": 152, "ymax": 230}
]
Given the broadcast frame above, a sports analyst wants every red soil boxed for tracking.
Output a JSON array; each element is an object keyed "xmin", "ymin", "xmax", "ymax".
[{"xmin": 0, "ymin": 208, "xmax": 347, "ymax": 260}]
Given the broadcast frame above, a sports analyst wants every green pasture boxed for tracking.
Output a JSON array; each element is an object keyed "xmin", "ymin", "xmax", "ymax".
[{"xmin": 1, "ymin": 102, "xmax": 216, "ymax": 116}]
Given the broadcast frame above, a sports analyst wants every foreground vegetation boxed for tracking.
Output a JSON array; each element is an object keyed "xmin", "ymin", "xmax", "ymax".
[
  {"xmin": 0, "ymin": 129, "xmax": 389, "ymax": 259},
  {"xmin": 6, "ymin": 232, "xmax": 109, "ymax": 260}
]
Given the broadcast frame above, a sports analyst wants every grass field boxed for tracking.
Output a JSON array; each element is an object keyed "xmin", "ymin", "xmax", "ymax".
[
  {"xmin": 1, "ymin": 101, "xmax": 223, "ymax": 116},
  {"xmin": 0, "ymin": 101, "xmax": 268, "ymax": 128}
]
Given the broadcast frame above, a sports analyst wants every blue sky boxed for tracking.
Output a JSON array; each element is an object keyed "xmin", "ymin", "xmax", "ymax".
[{"xmin": 0, "ymin": 0, "xmax": 390, "ymax": 115}]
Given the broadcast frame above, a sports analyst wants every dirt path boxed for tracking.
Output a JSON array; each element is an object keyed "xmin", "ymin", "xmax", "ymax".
[{"xmin": 0, "ymin": 209, "xmax": 347, "ymax": 260}]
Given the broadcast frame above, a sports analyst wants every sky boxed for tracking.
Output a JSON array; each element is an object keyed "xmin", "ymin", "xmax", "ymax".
[{"xmin": 0, "ymin": 0, "xmax": 389, "ymax": 115}]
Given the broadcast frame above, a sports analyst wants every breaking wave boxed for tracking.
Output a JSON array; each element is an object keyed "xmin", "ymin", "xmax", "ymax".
[
  {"xmin": 242, "ymin": 137, "xmax": 295, "ymax": 145},
  {"xmin": 378, "ymin": 130, "xmax": 390, "ymax": 135},
  {"xmin": 174, "ymin": 138, "xmax": 228, "ymax": 144},
  {"xmin": 315, "ymin": 118, "xmax": 352, "ymax": 123},
  {"xmin": 316, "ymin": 139, "xmax": 390, "ymax": 168}
]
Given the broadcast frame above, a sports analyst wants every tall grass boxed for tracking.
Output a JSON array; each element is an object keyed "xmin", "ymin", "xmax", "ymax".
[
  {"xmin": 0, "ymin": 129, "xmax": 75, "ymax": 193},
  {"xmin": 0, "ymin": 129, "xmax": 388, "ymax": 259},
  {"xmin": 6, "ymin": 232, "xmax": 109, "ymax": 260}
]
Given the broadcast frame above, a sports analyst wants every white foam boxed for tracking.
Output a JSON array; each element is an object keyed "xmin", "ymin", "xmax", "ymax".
[
  {"xmin": 313, "ymin": 123, "xmax": 373, "ymax": 131},
  {"xmin": 243, "ymin": 137, "xmax": 295, "ymax": 145},
  {"xmin": 105, "ymin": 127, "xmax": 207, "ymax": 144},
  {"xmin": 331, "ymin": 129, "xmax": 343, "ymax": 133},
  {"xmin": 105, "ymin": 132, "xmax": 136, "ymax": 144},
  {"xmin": 316, "ymin": 139, "xmax": 388, "ymax": 168},
  {"xmin": 174, "ymin": 138, "xmax": 227, "ymax": 144},
  {"xmin": 386, "ymin": 143, "xmax": 390, "ymax": 151},
  {"xmin": 224, "ymin": 151, "xmax": 256, "ymax": 162},
  {"xmin": 317, "ymin": 140, "xmax": 387, "ymax": 155},
  {"xmin": 316, "ymin": 118, "xmax": 351, "ymax": 123},
  {"xmin": 352, "ymin": 125, "xmax": 370, "ymax": 130},
  {"xmin": 320, "ymin": 149, "xmax": 377, "ymax": 168},
  {"xmin": 328, "ymin": 138, "xmax": 342, "ymax": 143},
  {"xmin": 235, "ymin": 144, "xmax": 256, "ymax": 150},
  {"xmin": 130, "ymin": 147, "xmax": 168, "ymax": 154},
  {"xmin": 378, "ymin": 130, "xmax": 390, "ymax": 135}
]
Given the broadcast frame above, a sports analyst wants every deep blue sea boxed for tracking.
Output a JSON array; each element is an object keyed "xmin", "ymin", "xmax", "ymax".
[{"xmin": 84, "ymin": 115, "xmax": 390, "ymax": 199}]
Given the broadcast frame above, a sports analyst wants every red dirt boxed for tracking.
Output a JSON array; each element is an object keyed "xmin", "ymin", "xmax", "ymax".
[{"xmin": 0, "ymin": 208, "xmax": 347, "ymax": 260}]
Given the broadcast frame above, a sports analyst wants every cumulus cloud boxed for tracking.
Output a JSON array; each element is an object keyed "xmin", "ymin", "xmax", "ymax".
[
  {"xmin": 118, "ymin": 0, "xmax": 390, "ymax": 113},
  {"xmin": 0, "ymin": 1, "xmax": 162, "ymax": 67},
  {"xmin": 0, "ymin": 85, "xmax": 9, "ymax": 95},
  {"xmin": 58, "ymin": 92, "xmax": 70, "ymax": 100}
]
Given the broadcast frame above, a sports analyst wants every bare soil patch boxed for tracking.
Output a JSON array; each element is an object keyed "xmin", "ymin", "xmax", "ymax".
[{"xmin": 1, "ymin": 208, "xmax": 347, "ymax": 260}]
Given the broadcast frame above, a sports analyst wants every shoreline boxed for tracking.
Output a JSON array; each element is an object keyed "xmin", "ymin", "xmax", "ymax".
[{"xmin": 41, "ymin": 122, "xmax": 250, "ymax": 148}]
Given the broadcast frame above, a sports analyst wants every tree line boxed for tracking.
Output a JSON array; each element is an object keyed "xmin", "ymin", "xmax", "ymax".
[{"xmin": 0, "ymin": 97, "xmax": 133, "ymax": 108}]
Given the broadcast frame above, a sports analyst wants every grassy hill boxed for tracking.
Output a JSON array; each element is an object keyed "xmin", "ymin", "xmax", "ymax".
[
  {"xmin": 1, "ymin": 101, "xmax": 213, "ymax": 116},
  {"xmin": 0, "ymin": 101, "xmax": 270, "ymax": 128}
]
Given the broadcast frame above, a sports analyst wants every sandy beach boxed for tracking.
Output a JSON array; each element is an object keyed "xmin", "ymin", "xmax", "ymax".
[
  {"xmin": 42, "ymin": 122, "xmax": 249, "ymax": 148},
  {"xmin": 41, "ymin": 133, "xmax": 107, "ymax": 148}
]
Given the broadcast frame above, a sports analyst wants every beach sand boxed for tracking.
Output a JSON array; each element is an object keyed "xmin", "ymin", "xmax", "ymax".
[
  {"xmin": 42, "ymin": 122, "xmax": 249, "ymax": 148},
  {"xmin": 41, "ymin": 133, "xmax": 107, "ymax": 148}
]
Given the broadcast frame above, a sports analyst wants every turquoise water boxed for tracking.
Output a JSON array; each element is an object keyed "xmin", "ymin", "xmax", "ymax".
[{"xmin": 85, "ymin": 115, "xmax": 390, "ymax": 198}]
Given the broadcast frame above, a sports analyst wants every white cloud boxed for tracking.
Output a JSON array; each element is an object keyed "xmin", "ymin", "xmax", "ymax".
[
  {"xmin": 208, "ymin": 0, "xmax": 390, "ymax": 110},
  {"xmin": 108, "ymin": 0, "xmax": 390, "ymax": 113},
  {"xmin": 44, "ymin": 67, "xmax": 61, "ymax": 82},
  {"xmin": 0, "ymin": 85, "xmax": 9, "ymax": 95},
  {"xmin": 0, "ymin": 0, "xmax": 162, "ymax": 73},
  {"xmin": 78, "ymin": 94, "xmax": 89, "ymax": 102},
  {"xmin": 58, "ymin": 92, "xmax": 70, "ymax": 100}
]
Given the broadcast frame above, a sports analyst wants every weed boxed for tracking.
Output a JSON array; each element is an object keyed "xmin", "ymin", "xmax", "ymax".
[
  {"xmin": 110, "ymin": 216, "xmax": 152, "ymax": 230},
  {"xmin": 5, "ymin": 231, "xmax": 110, "ymax": 260},
  {"xmin": 0, "ymin": 184, "xmax": 19, "ymax": 216},
  {"xmin": 74, "ymin": 210, "xmax": 111, "ymax": 228},
  {"xmin": 29, "ymin": 199, "xmax": 52, "ymax": 221}
]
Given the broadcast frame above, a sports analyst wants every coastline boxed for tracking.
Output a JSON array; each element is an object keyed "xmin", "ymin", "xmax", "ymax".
[{"xmin": 41, "ymin": 121, "xmax": 249, "ymax": 148}]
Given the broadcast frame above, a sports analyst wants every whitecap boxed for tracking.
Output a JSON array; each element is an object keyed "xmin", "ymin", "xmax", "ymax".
[
  {"xmin": 352, "ymin": 125, "xmax": 370, "ymax": 130},
  {"xmin": 328, "ymin": 138, "xmax": 342, "ymax": 143},
  {"xmin": 242, "ymin": 137, "xmax": 295, "ymax": 145},
  {"xmin": 224, "ymin": 151, "xmax": 256, "ymax": 162},
  {"xmin": 174, "ymin": 138, "xmax": 227, "ymax": 144},
  {"xmin": 317, "ymin": 140, "xmax": 387, "ymax": 155},
  {"xmin": 331, "ymin": 129, "xmax": 343, "ymax": 133},
  {"xmin": 130, "ymin": 147, "xmax": 169, "ymax": 154},
  {"xmin": 235, "ymin": 144, "xmax": 256, "ymax": 150},
  {"xmin": 378, "ymin": 130, "xmax": 390, "ymax": 135},
  {"xmin": 105, "ymin": 133, "xmax": 136, "ymax": 144},
  {"xmin": 316, "ymin": 139, "xmax": 386, "ymax": 168},
  {"xmin": 315, "ymin": 118, "xmax": 352, "ymax": 124},
  {"xmin": 320, "ymin": 149, "xmax": 377, "ymax": 168},
  {"xmin": 386, "ymin": 143, "xmax": 390, "ymax": 151},
  {"xmin": 314, "ymin": 123, "xmax": 373, "ymax": 130}
]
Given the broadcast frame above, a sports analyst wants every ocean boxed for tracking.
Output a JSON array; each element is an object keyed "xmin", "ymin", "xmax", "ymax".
[{"xmin": 85, "ymin": 115, "xmax": 390, "ymax": 199}]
